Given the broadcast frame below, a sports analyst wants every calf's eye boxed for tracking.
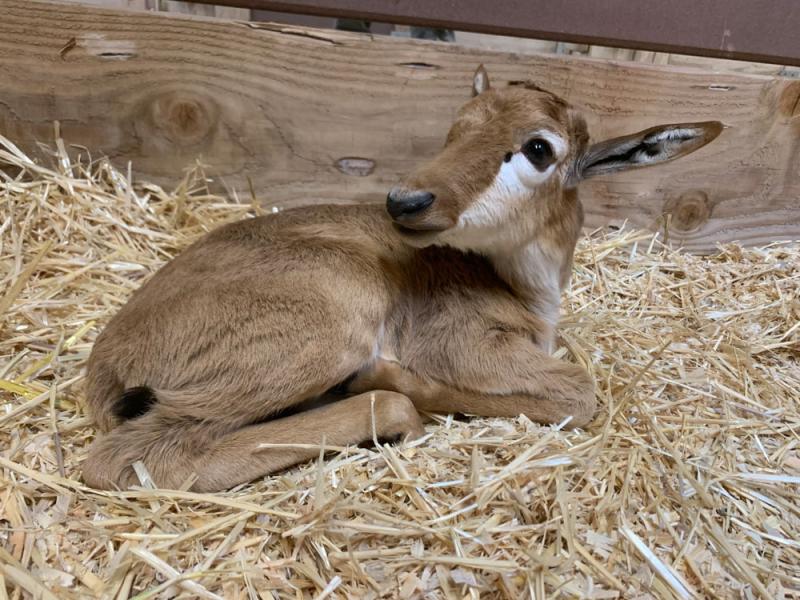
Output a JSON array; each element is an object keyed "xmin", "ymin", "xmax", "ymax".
[{"xmin": 521, "ymin": 138, "xmax": 555, "ymax": 171}]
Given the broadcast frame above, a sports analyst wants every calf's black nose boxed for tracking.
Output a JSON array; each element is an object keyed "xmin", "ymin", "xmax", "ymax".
[{"xmin": 386, "ymin": 190, "xmax": 435, "ymax": 219}]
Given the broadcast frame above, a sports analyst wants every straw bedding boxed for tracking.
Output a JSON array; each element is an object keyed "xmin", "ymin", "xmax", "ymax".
[{"xmin": 1, "ymin": 132, "xmax": 799, "ymax": 600}]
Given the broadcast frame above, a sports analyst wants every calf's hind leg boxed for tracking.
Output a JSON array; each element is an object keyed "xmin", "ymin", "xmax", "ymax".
[
  {"xmin": 194, "ymin": 390, "xmax": 424, "ymax": 491},
  {"xmin": 83, "ymin": 390, "xmax": 425, "ymax": 492}
]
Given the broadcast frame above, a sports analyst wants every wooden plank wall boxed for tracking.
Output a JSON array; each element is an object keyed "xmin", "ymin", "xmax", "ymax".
[
  {"xmin": 73, "ymin": 2, "xmax": 799, "ymax": 77},
  {"xmin": 453, "ymin": 32, "xmax": 800, "ymax": 77},
  {"xmin": 190, "ymin": 0, "xmax": 800, "ymax": 67},
  {"xmin": 2, "ymin": 0, "xmax": 800, "ymax": 252}
]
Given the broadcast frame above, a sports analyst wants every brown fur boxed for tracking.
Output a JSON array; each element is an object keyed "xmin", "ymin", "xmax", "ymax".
[{"xmin": 82, "ymin": 67, "xmax": 722, "ymax": 491}]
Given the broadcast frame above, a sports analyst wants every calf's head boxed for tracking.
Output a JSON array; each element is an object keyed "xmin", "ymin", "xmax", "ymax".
[{"xmin": 388, "ymin": 65, "xmax": 722, "ymax": 252}]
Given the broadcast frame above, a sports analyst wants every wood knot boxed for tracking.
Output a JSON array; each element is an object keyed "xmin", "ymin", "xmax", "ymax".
[
  {"xmin": 662, "ymin": 191, "xmax": 712, "ymax": 232},
  {"xmin": 335, "ymin": 157, "xmax": 375, "ymax": 177},
  {"xmin": 148, "ymin": 91, "xmax": 218, "ymax": 147}
]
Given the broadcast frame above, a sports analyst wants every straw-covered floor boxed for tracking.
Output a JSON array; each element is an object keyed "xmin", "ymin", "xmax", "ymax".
[{"xmin": 1, "ymin": 133, "xmax": 799, "ymax": 600}]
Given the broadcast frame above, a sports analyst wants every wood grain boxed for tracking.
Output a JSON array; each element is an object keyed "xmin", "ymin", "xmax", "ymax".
[
  {"xmin": 63, "ymin": 1, "xmax": 251, "ymax": 22},
  {"xmin": 62, "ymin": 0, "xmax": 150, "ymax": 8},
  {"xmin": 162, "ymin": 1, "xmax": 250, "ymax": 20},
  {"xmin": 2, "ymin": 0, "xmax": 799, "ymax": 252}
]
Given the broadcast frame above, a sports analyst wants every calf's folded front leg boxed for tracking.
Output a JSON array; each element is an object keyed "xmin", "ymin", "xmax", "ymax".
[{"xmin": 351, "ymin": 338, "xmax": 596, "ymax": 428}]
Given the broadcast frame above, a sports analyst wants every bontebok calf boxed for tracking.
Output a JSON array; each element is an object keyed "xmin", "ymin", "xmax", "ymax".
[{"xmin": 83, "ymin": 66, "xmax": 722, "ymax": 491}]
